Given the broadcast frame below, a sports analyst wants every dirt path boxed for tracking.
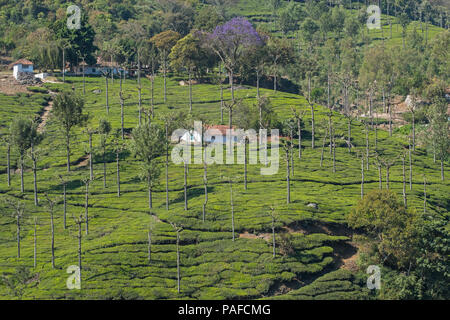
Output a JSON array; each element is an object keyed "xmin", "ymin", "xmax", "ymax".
[
  {"xmin": 37, "ymin": 91, "xmax": 56, "ymax": 133},
  {"xmin": 239, "ymin": 232, "xmax": 271, "ymax": 241}
]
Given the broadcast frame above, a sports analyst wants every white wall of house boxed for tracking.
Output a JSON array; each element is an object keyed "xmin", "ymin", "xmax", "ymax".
[
  {"xmin": 180, "ymin": 130, "xmax": 203, "ymax": 144},
  {"xmin": 13, "ymin": 64, "xmax": 34, "ymax": 79},
  {"xmin": 74, "ymin": 66, "xmax": 127, "ymax": 76},
  {"xmin": 179, "ymin": 129, "xmax": 241, "ymax": 144}
]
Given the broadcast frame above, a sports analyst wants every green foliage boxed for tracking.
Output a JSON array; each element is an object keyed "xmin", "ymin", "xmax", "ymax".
[
  {"xmin": 131, "ymin": 122, "xmax": 165, "ymax": 186},
  {"xmin": 51, "ymin": 13, "xmax": 97, "ymax": 66},
  {"xmin": 52, "ymin": 91, "xmax": 88, "ymax": 135},
  {"xmin": 26, "ymin": 87, "xmax": 48, "ymax": 94},
  {"xmin": 9, "ymin": 117, "xmax": 39, "ymax": 157},
  {"xmin": 348, "ymin": 190, "xmax": 420, "ymax": 269},
  {"xmin": 169, "ymin": 32, "xmax": 215, "ymax": 77},
  {"xmin": 0, "ymin": 266, "xmax": 35, "ymax": 299},
  {"xmin": 0, "ymin": 0, "xmax": 448, "ymax": 300}
]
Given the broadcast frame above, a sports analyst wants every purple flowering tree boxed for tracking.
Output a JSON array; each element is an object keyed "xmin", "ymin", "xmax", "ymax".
[{"xmin": 207, "ymin": 17, "xmax": 262, "ymax": 101}]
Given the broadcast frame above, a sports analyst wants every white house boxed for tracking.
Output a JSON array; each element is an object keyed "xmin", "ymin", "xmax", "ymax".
[
  {"xmin": 177, "ymin": 125, "xmax": 240, "ymax": 144},
  {"xmin": 73, "ymin": 57, "xmax": 127, "ymax": 76},
  {"xmin": 11, "ymin": 59, "xmax": 34, "ymax": 80}
]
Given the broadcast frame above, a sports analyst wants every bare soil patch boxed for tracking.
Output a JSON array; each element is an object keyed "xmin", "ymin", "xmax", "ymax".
[
  {"xmin": 239, "ymin": 231, "xmax": 272, "ymax": 241},
  {"xmin": 0, "ymin": 73, "xmax": 31, "ymax": 95}
]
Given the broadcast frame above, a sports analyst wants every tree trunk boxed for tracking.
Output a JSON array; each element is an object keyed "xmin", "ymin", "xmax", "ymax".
[
  {"xmin": 311, "ymin": 105, "xmax": 315, "ymax": 149},
  {"xmin": 120, "ymin": 70, "xmax": 123, "ymax": 91},
  {"xmin": 82, "ymin": 64, "xmax": 85, "ymax": 95},
  {"xmin": 62, "ymin": 49, "xmax": 65, "ymax": 83},
  {"xmin": 203, "ymin": 153, "xmax": 208, "ymax": 222},
  {"xmin": 412, "ymin": 112, "xmax": 415, "ymax": 151},
  {"xmin": 20, "ymin": 154, "xmax": 24, "ymax": 193},
  {"xmin": 111, "ymin": 55, "xmax": 114, "ymax": 84},
  {"xmin": 105, "ymin": 77, "xmax": 109, "ymax": 114},
  {"xmin": 433, "ymin": 141, "xmax": 436, "ymax": 163},
  {"xmin": 228, "ymin": 106, "xmax": 233, "ymax": 156},
  {"xmin": 332, "ymin": 131, "xmax": 336, "ymax": 173},
  {"xmin": 148, "ymin": 228, "xmax": 152, "ymax": 263},
  {"xmin": 298, "ymin": 118, "xmax": 302, "ymax": 160},
  {"xmin": 409, "ymin": 140, "xmax": 412, "ymax": 190},
  {"xmin": 365, "ymin": 124, "xmax": 369, "ymax": 170},
  {"xmin": 189, "ymin": 70, "xmax": 193, "ymax": 112},
  {"xmin": 17, "ymin": 215, "xmax": 20, "ymax": 258},
  {"xmin": 329, "ymin": 115, "xmax": 333, "ymax": 155},
  {"xmin": 378, "ymin": 164, "xmax": 382, "ymax": 189},
  {"xmin": 229, "ymin": 70, "xmax": 234, "ymax": 102},
  {"xmin": 51, "ymin": 209, "xmax": 55, "ymax": 269},
  {"xmin": 85, "ymin": 182, "xmax": 89, "ymax": 235},
  {"xmin": 184, "ymin": 162, "xmax": 188, "ymax": 211},
  {"xmin": 286, "ymin": 149, "xmax": 290, "ymax": 204},
  {"xmin": 272, "ymin": 216, "xmax": 276, "ymax": 258},
  {"xmin": 120, "ymin": 95, "xmax": 124, "ymax": 140},
  {"xmin": 77, "ymin": 220, "xmax": 82, "ymax": 287},
  {"xmin": 138, "ymin": 85, "xmax": 142, "ymax": 126},
  {"xmin": 375, "ymin": 112, "xmax": 378, "ymax": 149},
  {"xmin": 165, "ymin": 126, "xmax": 169, "ymax": 210},
  {"xmin": 388, "ymin": 99, "xmax": 392, "ymax": 137},
  {"xmin": 176, "ymin": 230, "xmax": 181, "ymax": 294},
  {"xmin": 89, "ymin": 133, "xmax": 93, "ymax": 180},
  {"xmin": 163, "ymin": 56, "xmax": 167, "ymax": 104},
  {"xmin": 256, "ymin": 70, "xmax": 260, "ymax": 99},
  {"xmin": 347, "ymin": 117, "xmax": 352, "ymax": 153},
  {"xmin": 220, "ymin": 67, "xmax": 224, "ymax": 124},
  {"xmin": 386, "ymin": 166, "xmax": 390, "ymax": 190},
  {"xmin": 361, "ymin": 157, "xmax": 364, "ymax": 199},
  {"xmin": 63, "ymin": 183, "xmax": 67, "ymax": 230},
  {"xmin": 103, "ymin": 144, "xmax": 107, "ymax": 188},
  {"xmin": 66, "ymin": 133, "xmax": 71, "ymax": 172},
  {"xmin": 402, "ymin": 157, "xmax": 407, "ymax": 208},
  {"xmin": 137, "ymin": 49, "xmax": 141, "ymax": 88},
  {"xmin": 148, "ymin": 179, "xmax": 152, "ymax": 210},
  {"xmin": 230, "ymin": 181, "xmax": 235, "ymax": 241},
  {"xmin": 423, "ymin": 177, "xmax": 427, "ymax": 213},
  {"xmin": 7, "ymin": 143, "xmax": 10, "ymax": 187},
  {"xmin": 116, "ymin": 150, "xmax": 120, "ymax": 197},
  {"xmin": 32, "ymin": 145, "xmax": 38, "ymax": 206},
  {"xmin": 441, "ymin": 159, "xmax": 445, "ymax": 181},
  {"xmin": 290, "ymin": 129, "xmax": 294, "ymax": 176},
  {"xmin": 244, "ymin": 139, "xmax": 248, "ymax": 190},
  {"xmin": 151, "ymin": 78, "xmax": 155, "ymax": 116},
  {"xmin": 320, "ymin": 128, "xmax": 327, "ymax": 168},
  {"xmin": 34, "ymin": 217, "xmax": 37, "ymax": 268}
]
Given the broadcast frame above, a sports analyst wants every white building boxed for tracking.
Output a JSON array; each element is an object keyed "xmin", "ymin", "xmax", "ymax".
[
  {"xmin": 177, "ymin": 125, "xmax": 240, "ymax": 144},
  {"xmin": 73, "ymin": 57, "xmax": 127, "ymax": 76},
  {"xmin": 11, "ymin": 59, "xmax": 34, "ymax": 80}
]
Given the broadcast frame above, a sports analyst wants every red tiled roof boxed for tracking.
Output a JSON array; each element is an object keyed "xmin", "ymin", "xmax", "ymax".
[
  {"xmin": 9, "ymin": 59, "xmax": 33, "ymax": 68},
  {"xmin": 96, "ymin": 57, "xmax": 119, "ymax": 68},
  {"xmin": 206, "ymin": 125, "xmax": 236, "ymax": 135}
]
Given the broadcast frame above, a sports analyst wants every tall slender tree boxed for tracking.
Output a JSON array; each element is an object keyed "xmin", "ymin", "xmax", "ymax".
[
  {"xmin": 52, "ymin": 92, "xmax": 88, "ymax": 172},
  {"xmin": 131, "ymin": 122, "xmax": 165, "ymax": 210}
]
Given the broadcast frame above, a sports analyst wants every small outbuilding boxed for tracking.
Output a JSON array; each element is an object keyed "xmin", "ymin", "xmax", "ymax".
[{"xmin": 10, "ymin": 59, "xmax": 34, "ymax": 80}]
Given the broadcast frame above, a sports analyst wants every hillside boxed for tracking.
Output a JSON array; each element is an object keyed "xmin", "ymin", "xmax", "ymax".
[
  {"xmin": 0, "ymin": 0, "xmax": 448, "ymax": 301},
  {"xmin": 0, "ymin": 74, "xmax": 448, "ymax": 299}
]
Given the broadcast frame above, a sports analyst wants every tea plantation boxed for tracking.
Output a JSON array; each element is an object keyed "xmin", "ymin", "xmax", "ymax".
[{"xmin": 0, "ymin": 74, "xmax": 447, "ymax": 299}]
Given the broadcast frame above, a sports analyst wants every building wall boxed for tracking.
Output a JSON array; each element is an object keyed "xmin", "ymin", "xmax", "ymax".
[{"xmin": 13, "ymin": 64, "xmax": 34, "ymax": 79}]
